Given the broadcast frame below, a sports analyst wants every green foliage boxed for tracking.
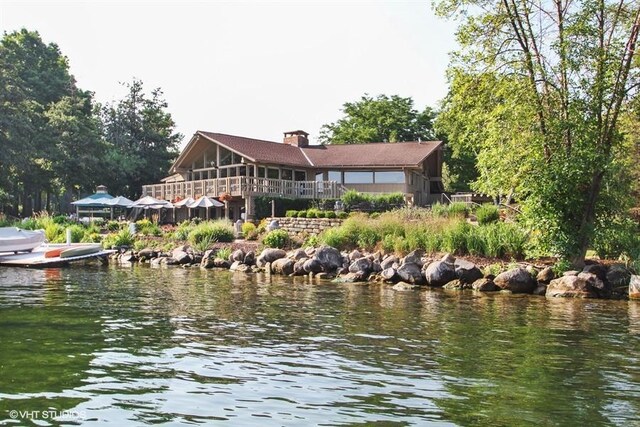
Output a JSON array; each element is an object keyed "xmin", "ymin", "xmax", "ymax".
[
  {"xmin": 106, "ymin": 220, "xmax": 121, "ymax": 232},
  {"xmin": 304, "ymin": 235, "xmax": 320, "ymax": 247},
  {"xmin": 337, "ymin": 212, "xmax": 349, "ymax": 219},
  {"xmin": 340, "ymin": 190, "xmax": 404, "ymax": 212},
  {"xmin": 102, "ymin": 229, "xmax": 135, "ymax": 249},
  {"xmin": 325, "ymin": 211, "xmax": 337, "ymax": 219},
  {"xmin": 67, "ymin": 224, "xmax": 86, "ymax": 243},
  {"xmin": 262, "ymin": 229, "xmax": 289, "ymax": 249},
  {"xmin": 215, "ymin": 247, "xmax": 232, "ymax": 261},
  {"xmin": 448, "ymin": 202, "xmax": 468, "ymax": 218},
  {"xmin": 187, "ymin": 221, "xmax": 234, "ymax": 246},
  {"xmin": 435, "ymin": 0, "xmax": 640, "ymax": 264},
  {"xmin": 319, "ymin": 94, "xmax": 435, "ymax": 144},
  {"xmin": 173, "ymin": 221, "xmax": 193, "ymax": 241},
  {"xmin": 285, "ymin": 210, "xmax": 298, "ymax": 218},
  {"xmin": 297, "ymin": 210, "xmax": 307, "ymax": 218},
  {"xmin": 253, "ymin": 196, "xmax": 311, "ymax": 219},
  {"xmin": 241, "ymin": 222, "xmax": 256, "ymax": 236},
  {"xmin": 44, "ymin": 223, "xmax": 65, "ymax": 243},
  {"xmin": 591, "ymin": 216, "xmax": 640, "ymax": 260},
  {"xmin": 476, "ymin": 204, "xmax": 500, "ymax": 225}
]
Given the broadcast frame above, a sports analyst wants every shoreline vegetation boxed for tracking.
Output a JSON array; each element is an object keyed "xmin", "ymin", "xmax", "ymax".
[{"xmin": 3, "ymin": 201, "xmax": 637, "ymax": 300}]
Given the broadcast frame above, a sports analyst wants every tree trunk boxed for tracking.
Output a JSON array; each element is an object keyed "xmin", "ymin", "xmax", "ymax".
[{"xmin": 570, "ymin": 171, "xmax": 605, "ymax": 268}]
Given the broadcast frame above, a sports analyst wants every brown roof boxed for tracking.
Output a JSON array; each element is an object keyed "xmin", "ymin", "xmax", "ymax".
[
  {"xmin": 198, "ymin": 132, "xmax": 311, "ymax": 167},
  {"xmin": 302, "ymin": 141, "xmax": 440, "ymax": 168},
  {"xmin": 173, "ymin": 131, "xmax": 441, "ymax": 171}
]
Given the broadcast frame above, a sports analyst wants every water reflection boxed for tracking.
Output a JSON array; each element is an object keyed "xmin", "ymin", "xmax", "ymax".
[{"xmin": 0, "ymin": 266, "xmax": 638, "ymax": 425}]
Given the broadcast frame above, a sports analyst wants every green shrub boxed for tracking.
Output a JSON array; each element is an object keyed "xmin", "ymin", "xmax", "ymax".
[
  {"xmin": 431, "ymin": 202, "xmax": 449, "ymax": 218},
  {"xmin": 476, "ymin": 204, "xmax": 500, "ymax": 225},
  {"xmin": 262, "ymin": 229, "xmax": 289, "ymax": 248},
  {"xmin": 102, "ymin": 229, "xmax": 135, "ymax": 249},
  {"xmin": 106, "ymin": 220, "xmax": 121, "ymax": 232},
  {"xmin": 321, "ymin": 228, "xmax": 349, "ymax": 248},
  {"xmin": 304, "ymin": 235, "xmax": 320, "ymax": 247},
  {"xmin": 297, "ymin": 210, "xmax": 307, "ymax": 218},
  {"xmin": 188, "ymin": 221, "xmax": 234, "ymax": 246},
  {"xmin": 592, "ymin": 216, "xmax": 640, "ymax": 260},
  {"xmin": 285, "ymin": 210, "xmax": 298, "ymax": 218},
  {"xmin": 241, "ymin": 222, "xmax": 257, "ymax": 236},
  {"xmin": 448, "ymin": 202, "xmax": 469, "ymax": 218},
  {"xmin": 316, "ymin": 211, "xmax": 327, "ymax": 218},
  {"xmin": 44, "ymin": 223, "xmax": 65, "ymax": 243},
  {"xmin": 173, "ymin": 221, "xmax": 193, "ymax": 241},
  {"xmin": 81, "ymin": 232, "xmax": 102, "ymax": 243},
  {"xmin": 305, "ymin": 210, "xmax": 318, "ymax": 218},
  {"xmin": 53, "ymin": 215, "xmax": 70, "ymax": 225},
  {"xmin": 325, "ymin": 211, "xmax": 337, "ymax": 219},
  {"xmin": 67, "ymin": 224, "xmax": 86, "ymax": 243},
  {"xmin": 216, "ymin": 247, "xmax": 232, "ymax": 261},
  {"xmin": 337, "ymin": 212, "xmax": 349, "ymax": 219}
]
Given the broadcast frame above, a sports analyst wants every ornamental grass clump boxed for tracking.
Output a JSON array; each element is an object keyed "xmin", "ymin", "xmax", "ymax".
[
  {"xmin": 476, "ymin": 203, "xmax": 500, "ymax": 225},
  {"xmin": 262, "ymin": 229, "xmax": 289, "ymax": 249},
  {"xmin": 188, "ymin": 220, "xmax": 234, "ymax": 246}
]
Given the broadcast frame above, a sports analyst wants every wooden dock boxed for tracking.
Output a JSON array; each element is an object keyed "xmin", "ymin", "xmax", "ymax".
[{"xmin": 0, "ymin": 244, "xmax": 114, "ymax": 268}]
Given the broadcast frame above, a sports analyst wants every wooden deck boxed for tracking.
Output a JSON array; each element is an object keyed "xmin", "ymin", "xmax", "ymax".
[
  {"xmin": 142, "ymin": 177, "xmax": 343, "ymax": 201},
  {"xmin": 0, "ymin": 244, "xmax": 114, "ymax": 268}
]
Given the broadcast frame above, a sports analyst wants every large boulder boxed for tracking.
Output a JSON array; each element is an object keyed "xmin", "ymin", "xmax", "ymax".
[
  {"xmin": 303, "ymin": 258, "xmax": 324, "ymax": 274},
  {"xmin": 257, "ymin": 248, "xmax": 287, "ymax": 266},
  {"xmin": 271, "ymin": 258, "xmax": 295, "ymax": 275},
  {"xmin": 630, "ymin": 275, "xmax": 640, "ymax": 300},
  {"xmin": 229, "ymin": 260, "xmax": 243, "ymax": 271},
  {"xmin": 213, "ymin": 258, "xmax": 231, "ymax": 269},
  {"xmin": 244, "ymin": 251, "xmax": 256, "ymax": 266},
  {"xmin": 471, "ymin": 278, "xmax": 497, "ymax": 292},
  {"xmin": 443, "ymin": 279, "xmax": 464, "ymax": 290},
  {"xmin": 423, "ymin": 261, "xmax": 456, "ymax": 287},
  {"xmin": 171, "ymin": 249, "xmax": 191, "ymax": 265},
  {"xmin": 349, "ymin": 257, "xmax": 372, "ymax": 274},
  {"xmin": 381, "ymin": 268, "xmax": 397, "ymax": 281},
  {"xmin": 397, "ymin": 262, "xmax": 425, "ymax": 285},
  {"xmin": 292, "ymin": 248, "xmax": 307, "ymax": 261},
  {"xmin": 392, "ymin": 281, "xmax": 419, "ymax": 291},
  {"xmin": 454, "ymin": 258, "xmax": 483, "ymax": 284},
  {"xmin": 537, "ymin": 267, "xmax": 555, "ymax": 283},
  {"xmin": 231, "ymin": 249, "xmax": 245, "ymax": 262},
  {"xmin": 293, "ymin": 260, "xmax": 307, "ymax": 275},
  {"xmin": 137, "ymin": 248, "xmax": 157, "ymax": 261},
  {"xmin": 606, "ymin": 265, "xmax": 631, "ymax": 288},
  {"xmin": 546, "ymin": 272, "xmax": 601, "ymax": 298},
  {"xmin": 314, "ymin": 246, "xmax": 343, "ymax": 272},
  {"xmin": 402, "ymin": 250, "xmax": 424, "ymax": 267},
  {"xmin": 380, "ymin": 255, "xmax": 399, "ymax": 270},
  {"xmin": 494, "ymin": 268, "xmax": 536, "ymax": 294},
  {"xmin": 348, "ymin": 249, "xmax": 362, "ymax": 261}
]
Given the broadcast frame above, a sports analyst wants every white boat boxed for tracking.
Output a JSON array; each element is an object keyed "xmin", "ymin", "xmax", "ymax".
[{"xmin": 0, "ymin": 227, "xmax": 46, "ymax": 254}]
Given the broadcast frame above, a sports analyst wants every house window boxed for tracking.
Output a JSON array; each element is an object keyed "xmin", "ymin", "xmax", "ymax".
[
  {"xmin": 219, "ymin": 147, "xmax": 232, "ymax": 166},
  {"xmin": 239, "ymin": 166, "xmax": 247, "ymax": 176},
  {"xmin": 258, "ymin": 167, "xmax": 266, "ymax": 178},
  {"xmin": 328, "ymin": 171, "xmax": 342, "ymax": 183},
  {"xmin": 219, "ymin": 168, "xmax": 227, "ymax": 178},
  {"xmin": 208, "ymin": 170, "xmax": 217, "ymax": 179},
  {"xmin": 315, "ymin": 172, "xmax": 324, "ymax": 182},
  {"xmin": 295, "ymin": 171, "xmax": 306, "ymax": 181},
  {"xmin": 344, "ymin": 171, "xmax": 374, "ymax": 184},
  {"xmin": 374, "ymin": 171, "xmax": 404, "ymax": 184},
  {"xmin": 281, "ymin": 169, "xmax": 293, "ymax": 180},
  {"xmin": 228, "ymin": 167, "xmax": 237, "ymax": 177},
  {"xmin": 267, "ymin": 168, "xmax": 279, "ymax": 179}
]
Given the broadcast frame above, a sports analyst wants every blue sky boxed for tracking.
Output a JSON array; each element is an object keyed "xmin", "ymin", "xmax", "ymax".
[{"xmin": 1, "ymin": 0, "xmax": 458, "ymax": 147}]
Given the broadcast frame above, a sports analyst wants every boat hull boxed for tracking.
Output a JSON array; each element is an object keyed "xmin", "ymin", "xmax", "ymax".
[
  {"xmin": 59, "ymin": 245, "xmax": 102, "ymax": 258},
  {"xmin": 0, "ymin": 228, "xmax": 45, "ymax": 253}
]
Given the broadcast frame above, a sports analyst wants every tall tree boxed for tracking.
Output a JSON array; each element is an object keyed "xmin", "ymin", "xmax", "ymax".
[
  {"xmin": 100, "ymin": 80, "xmax": 182, "ymax": 198},
  {"xmin": 436, "ymin": 0, "xmax": 640, "ymax": 265},
  {"xmin": 319, "ymin": 94, "xmax": 436, "ymax": 144}
]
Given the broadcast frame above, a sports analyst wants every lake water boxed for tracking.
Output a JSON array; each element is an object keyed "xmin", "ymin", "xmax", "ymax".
[{"xmin": 0, "ymin": 265, "xmax": 639, "ymax": 426}]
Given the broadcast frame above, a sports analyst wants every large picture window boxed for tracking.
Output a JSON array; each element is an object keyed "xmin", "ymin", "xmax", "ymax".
[
  {"xmin": 267, "ymin": 168, "xmax": 279, "ymax": 179},
  {"xmin": 374, "ymin": 171, "xmax": 404, "ymax": 184},
  {"xmin": 344, "ymin": 171, "xmax": 374, "ymax": 184},
  {"xmin": 328, "ymin": 171, "xmax": 342, "ymax": 183}
]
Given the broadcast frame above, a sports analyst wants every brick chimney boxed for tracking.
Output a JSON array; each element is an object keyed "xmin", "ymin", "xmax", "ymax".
[{"xmin": 283, "ymin": 130, "xmax": 309, "ymax": 147}]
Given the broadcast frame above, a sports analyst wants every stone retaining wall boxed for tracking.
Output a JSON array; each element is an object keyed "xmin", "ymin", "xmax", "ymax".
[{"xmin": 274, "ymin": 217, "xmax": 344, "ymax": 237}]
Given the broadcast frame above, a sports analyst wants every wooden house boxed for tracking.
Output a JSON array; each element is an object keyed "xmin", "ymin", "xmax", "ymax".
[{"xmin": 142, "ymin": 130, "xmax": 444, "ymax": 220}]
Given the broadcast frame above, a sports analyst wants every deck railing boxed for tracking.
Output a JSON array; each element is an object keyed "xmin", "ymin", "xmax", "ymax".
[{"xmin": 142, "ymin": 177, "xmax": 343, "ymax": 201}]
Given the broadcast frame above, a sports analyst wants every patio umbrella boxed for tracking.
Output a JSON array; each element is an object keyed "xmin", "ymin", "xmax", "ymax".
[
  {"xmin": 187, "ymin": 196, "xmax": 224, "ymax": 220},
  {"xmin": 131, "ymin": 196, "xmax": 173, "ymax": 209},
  {"xmin": 104, "ymin": 196, "xmax": 134, "ymax": 220},
  {"xmin": 173, "ymin": 197, "xmax": 195, "ymax": 222}
]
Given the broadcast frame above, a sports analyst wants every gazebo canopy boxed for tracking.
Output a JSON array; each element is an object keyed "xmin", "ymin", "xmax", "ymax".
[{"xmin": 71, "ymin": 196, "xmax": 114, "ymax": 207}]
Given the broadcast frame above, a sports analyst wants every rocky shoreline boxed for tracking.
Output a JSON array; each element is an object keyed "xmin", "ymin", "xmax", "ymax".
[{"xmin": 111, "ymin": 245, "xmax": 639, "ymax": 300}]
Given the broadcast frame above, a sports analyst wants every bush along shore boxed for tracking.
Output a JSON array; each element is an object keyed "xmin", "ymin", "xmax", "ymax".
[{"xmin": 111, "ymin": 245, "xmax": 638, "ymax": 300}]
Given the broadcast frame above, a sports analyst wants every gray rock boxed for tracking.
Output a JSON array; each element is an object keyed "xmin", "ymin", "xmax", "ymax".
[
  {"xmin": 392, "ymin": 281, "xmax": 419, "ymax": 291},
  {"xmin": 443, "ymin": 279, "xmax": 464, "ymax": 290},
  {"xmin": 271, "ymin": 258, "xmax": 295, "ymax": 275},
  {"xmin": 494, "ymin": 268, "xmax": 536, "ymax": 294},
  {"xmin": 372, "ymin": 251, "xmax": 383, "ymax": 263},
  {"xmin": 563, "ymin": 270, "xmax": 579, "ymax": 277},
  {"xmin": 243, "ymin": 251, "xmax": 256, "ymax": 266},
  {"xmin": 303, "ymin": 258, "xmax": 324, "ymax": 274},
  {"xmin": 533, "ymin": 284, "xmax": 547, "ymax": 296},
  {"xmin": 630, "ymin": 275, "xmax": 640, "ymax": 300},
  {"xmin": 333, "ymin": 272, "xmax": 367, "ymax": 283},
  {"xmin": 231, "ymin": 249, "xmax": 245, "ymax": 262},
  {"xmin": 315, "ymin": 272, "xmax": 335, "ymax": 280},
  {"xmin": 380, "ymin": 255, "xmax": 398, "ymax": 270},
  {"xmin": 381, "ymin": 268, "xmax": 397, "ymax": 281},
  {"xmin": 229, "ymin": 260, "xmax": 243, "ymax": 271},
  {"xmin": 315, "ymin": 246, "xmax": 343, "ymax": 272},
  {"xmin": 258, "ymin": 248, "xmax": 287, "ymax": 263},
  {"xmin": 606, "ymin": 264, "xmax": 631, "ymax": 287},
  {"xmin": 454, "ymin": 258, "xmax": 483, "ymax": 284},
  {"xmin": 292, "ymin": 248, "xmax": 307, "ymax": 261},
  {"xmin": 293, "ymin": 260, "xmax": 306, "ymax": 275},
  {"xmin": 348, "ymin": 249, "xmax": 362, "ymax": 261},
  {"xmin": 397, "ymin": 262, "xmax": 425, "ymax": 285},
  {"xmin": 372, "ymin": 261, "xmax": 382, "ymax": 273},
  {"xmin": 163, "ymin": 257, "xmax": 180, "ymax": 266},
  {"xmin": 546, "ymin": 274, "xmax": 599, "ymax": 298},
  {"xmin": 138, "ymin": 248, "xmax": 157, "ymax": 260},
  {"xmin": 582, "ymin": 264, "xmax": 608, "ymax": 282},
  {"xmin": 441, "ymin": 253, "xmax": 456, "ymax": 265},
  {"xmin": 150, "ymin": 257, "xmax": 163, "ymax": 267},
  {"xmin": 171, "ymin": 249, "xmax": 191, "ymax": 265},
  {"xmin": 471, "ymin": 278, "xmax": 497, "ymax": 292},
  {"xmin": 402, "ymin": 249, "xmax": 424, "ymax": 267},
  {"xmin": 304, "ymin": 246, "xmax": 316, "ymax": 257},
  {"xmin": 423, "ymin": 261, "xmax": 457, "ymax": 287},
  {"xmin": 349, "ymin": 257, "xmax": 372, "ymax": 274},
  {"xmin": 121, "ymin": 251, "xmax": 137, "ymax": 263},
  {"xmin": 213, "ymin": 258, "xmax": 231, "ymax": 269},
  {"xmin": 235, "ymin": 264, "xmax": 251, "ymax": 273},
  {"xmin": 537, "ymin": 267, "xmax": 555, "ymax": 283}
]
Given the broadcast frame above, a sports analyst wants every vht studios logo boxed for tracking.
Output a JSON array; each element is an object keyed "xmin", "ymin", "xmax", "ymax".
[{"xmin": 8, "ymin": 409, "xmax": 85, "ymax": 420}]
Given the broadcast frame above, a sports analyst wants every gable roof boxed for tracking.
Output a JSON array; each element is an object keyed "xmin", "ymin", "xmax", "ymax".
[{"xmin": 171, "ymin": 131, "xmax": 442, "ymax": 172}]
